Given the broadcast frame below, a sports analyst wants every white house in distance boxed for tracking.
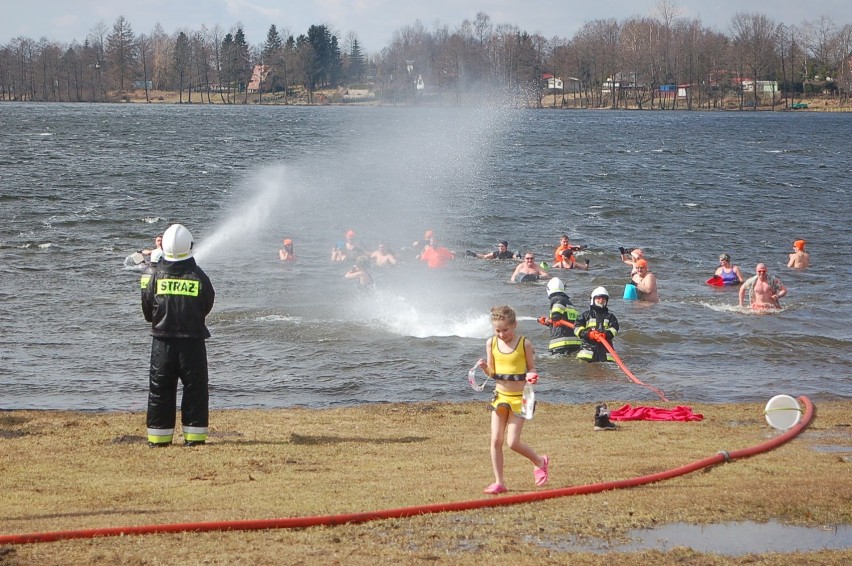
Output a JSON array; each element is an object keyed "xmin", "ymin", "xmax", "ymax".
[
  {"xmin": 542, "ymin": 73, "xmax": 563, "ymax": 90},
  {"xmin": 738, "ymin": 79, "xmax": 778, "ymax": 93}
]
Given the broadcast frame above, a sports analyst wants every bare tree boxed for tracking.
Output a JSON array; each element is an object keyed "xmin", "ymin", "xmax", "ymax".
[
  {"xmin": 620, "ymin": 17, "xmax": 655, "ymax": 109},
  {"xmin": 35, "ymin": 38, "xmax": 62, "ymax": 101},
  {"xmin": 488, "ymin": 23, "xmax": 523, "ymax": 92},
  {"xmin": 730, "ymin": 13, "xmax": 780, "ymax": 109},
  {"xmin": 149, "ymin": 23, "xmax": 171, "ymax": 91},
  {"xmin": 294, "ymin": 35, "xmax": 315, "ymax": 102},
  {"xmin": 190, "ymin": 29, "xmax": 212, "ymax": 103},
  {"xmin": 87, "ymin": 22, "xmax": 108, "ymax": 101},
  {"xmin": 378, "ymin": 20, "xmax": 436, "ymax": 104},
  {"xmin": 572, "ymin": 20, "xmax": 620, "ymax": 108},
  {"xmin": 800, "ymin": 16, "xmax": 848, "ymax": 97},
  {"xmin": 60, "ymin": 43, "xmax": 82, "ymax": 101},
  {"xmin": 652, "ymin": 0, "xmax": 683, "ymax": 107},
  {"xmin": 474, "ymin": 12, "xmax": 493, "ymax": 47},
  {"xmin": 137, "ymin": 34, "xmax": 152, "ymax": 102},
  {"xmin": 837, "ymin": 24, "xmax": 852, "ymax": 101}
]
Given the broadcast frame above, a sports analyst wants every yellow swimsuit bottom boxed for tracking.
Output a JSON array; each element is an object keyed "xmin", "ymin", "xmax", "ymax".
[{"xmin": 489, "ymin": 389, "xmax": 525, "ymax": 417}]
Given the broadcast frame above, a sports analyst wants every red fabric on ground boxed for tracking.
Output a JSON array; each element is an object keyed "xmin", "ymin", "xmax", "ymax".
[{"xmin": 609, "ymin": 404, "xmax": 704, "ymax": 422}]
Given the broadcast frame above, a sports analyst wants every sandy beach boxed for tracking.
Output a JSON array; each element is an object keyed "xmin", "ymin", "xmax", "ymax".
[{"xmin": 1, "ymin": 399, "xmax": 850, "ymax": 564}]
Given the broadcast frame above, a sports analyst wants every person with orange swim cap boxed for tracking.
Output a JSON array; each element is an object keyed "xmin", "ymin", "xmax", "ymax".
[
  {"xmin": 419, "ymin": 234, "xmax": 455, "ymax": 268},
  {"xmin": 279, "ymin": 238, "xmax": 295, "ymax": 261},
  {"xmin": 787, "ymin": 240, "xmax": 809, "ymax": 269},
  {"xmin": 342, "ymin": 229, "xmax": 365, "ymax": 260},
  {"xmin": 629, "ymin": 258, "xmax": 659, "ymax": 303}
]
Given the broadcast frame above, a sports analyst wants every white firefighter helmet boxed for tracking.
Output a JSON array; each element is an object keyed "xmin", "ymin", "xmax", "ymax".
[
  {"xmin": 161, "ymin": 223, "xmax": 193, "ymax": 262},
  {"xmin": 546, "ymin": 277, "xmax": 565, "ymax": 296},
  {"xmin": 590, "ymin": 286, "xmax": 609, "ymax": 306}
]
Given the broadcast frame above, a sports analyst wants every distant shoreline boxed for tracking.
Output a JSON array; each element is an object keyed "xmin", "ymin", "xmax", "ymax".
[{"xmin": 3, "ymin": 89, "xmax": 850, "ymax": 112}]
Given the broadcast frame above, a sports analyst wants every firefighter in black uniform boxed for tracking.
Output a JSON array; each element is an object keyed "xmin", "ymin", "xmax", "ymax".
[
  {"xmin": 541, "ymin": 277, "xmax": 582, "ymax": 355},
  {"xmin": 141, "ymin": 223, "xmax": 215, "ymax": 447},
  {"xmin": 574, "ymin": 286, "xmax": 619, "ymax": 363}
]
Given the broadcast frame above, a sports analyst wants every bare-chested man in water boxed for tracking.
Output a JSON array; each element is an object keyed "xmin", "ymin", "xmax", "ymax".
[{"xmin": 739, "ymin": 263, "xmax": 788, "ymax": 310}]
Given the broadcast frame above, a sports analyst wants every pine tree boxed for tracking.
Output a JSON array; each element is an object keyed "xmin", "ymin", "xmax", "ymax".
[
  {"xmin": 106, "ymin": 16, "xmax": 137, "ymax": 92},
  {"xmin": 174, "ymin": 31, "xmax": 190, "ymax": 102},
  {"xmin": 262, "ymin": 24, "xmax": 284, "ymax": 93},
  {"xmin": 348, "ymin": 39, "xmax": 365, "ymax": 83}
]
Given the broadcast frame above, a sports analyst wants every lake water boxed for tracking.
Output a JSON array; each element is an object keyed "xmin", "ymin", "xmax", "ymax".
[{"xmin": 1, "ymin": 103, "xmax": 849, "ymax": 411}]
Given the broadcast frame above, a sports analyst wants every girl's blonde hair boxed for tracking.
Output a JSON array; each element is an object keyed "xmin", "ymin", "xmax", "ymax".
[{"xmin": 490, "ymin": 305, "xmax": 516, "ymax": 324}]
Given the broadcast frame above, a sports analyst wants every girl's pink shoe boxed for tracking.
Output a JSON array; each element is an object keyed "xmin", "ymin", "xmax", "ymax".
[
  {"xmin": 483, "ymin": 483, "xmax": 508, "ymax": 495},
  {"xmin": 534, "ymin": 455, "xmax": 550, "ymax": 486}
]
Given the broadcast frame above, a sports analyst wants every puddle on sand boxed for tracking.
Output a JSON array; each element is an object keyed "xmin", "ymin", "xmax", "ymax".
[
  {"xmin": 810, "ymin": 444, "xmax": 852, "ymax": 453},
  {"xmin": 809, "ymin": 444, "xmax": 852, "ymax": 462},
  {"xmin": 537, "ymin": 521, "xmax": 851, "ymax": 555}
]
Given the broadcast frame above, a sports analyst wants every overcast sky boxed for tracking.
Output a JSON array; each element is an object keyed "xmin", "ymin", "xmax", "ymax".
[{"xmin": 3, "ymin": 0, "xmax": 850, "ymax": 54}]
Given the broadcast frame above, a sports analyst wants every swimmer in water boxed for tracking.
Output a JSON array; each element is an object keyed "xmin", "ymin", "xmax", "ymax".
[
  {"xmin": 279, "ymin": 238, "xmax": 295, "ymax": 261},
  {"xmin": 787, "ymin": 240, "xmax": 809, "ymax": 269},
  {"xmin": 511, "ymin": 252, "xmax": 548, "ymax": 283},
  {"xmin": 629, "ymin": 259, "xmax": 659, "ymax": 303},
  {"xmin": 467, "ymin": 241, "xmax": 519, "ymax": 260},
  {"xmin": 344, "ymin": 256, "xmax": 374, "ymax": 289},
  {"xmin": 714, "ymin": 253, "xmax": 743, "ymax": 285},
  {"xmin": 551, "ymin": 248, "xmax": 589, "ymax": 270},
  {"xmin": 739, "ymin": 263, "xmax": 787, "ymax": 310},
  {"xmin": 553, "ymin": 234, "xmax": 583, "ymax": 263},
  {"xmin": 370, "ymin": 242, "xmax": 398, "ymax": 267}
]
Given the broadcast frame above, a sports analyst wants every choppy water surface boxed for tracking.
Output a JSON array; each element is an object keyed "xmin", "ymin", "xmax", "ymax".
[{"xmin": 0, "ymin": 103, "xmax": 849, "ymax": 411}]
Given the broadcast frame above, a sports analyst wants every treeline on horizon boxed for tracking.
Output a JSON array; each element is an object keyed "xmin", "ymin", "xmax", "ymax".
[{"xmin": 1, "ymin": 8, "xmax": 850, "ymax": 109}]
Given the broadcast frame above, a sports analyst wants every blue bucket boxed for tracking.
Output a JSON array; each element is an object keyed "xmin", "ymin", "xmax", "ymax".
[{"xmin": 623, "ymin": 282, "xmax": 638, "ymax": 300}]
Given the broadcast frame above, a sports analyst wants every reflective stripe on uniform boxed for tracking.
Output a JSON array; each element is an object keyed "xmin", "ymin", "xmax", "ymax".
[
  {"xmin": 183, "ymin": 426, "xmax": 208, "ymax": 442},
  {"xmin": 140, "ymin": 274, "xmax": 151, "ymax": 289},
  {"xmin": 574, "ymin": 319, "xmax": 616, "ymax": 339},
  {"xmin": 147, "ymin": 427, "xmax": 175, "ymax": 444},
  {"xmin": 576, "ymin": 348, "xmax": 614, "ymax": 362},
  {"xmin": 550, "ymin": 336, "xmax": 581, "ymax": 350}
]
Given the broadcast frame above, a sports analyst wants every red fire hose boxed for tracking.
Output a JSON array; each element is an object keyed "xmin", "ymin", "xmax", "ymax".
[
  {"xmin": 0, "ymin": 397, "xmax": 813, "ymax": 546},
  {"xmin": 539, "ymin": 317, "xmax": 667, "ymax": 401},
  {"xmin": 592, "ymin": 335, "xmax": 668, "ymax": 401}
]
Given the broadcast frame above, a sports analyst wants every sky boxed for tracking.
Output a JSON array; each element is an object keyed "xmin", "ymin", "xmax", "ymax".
[{"xmin": 2, "ymin": 0, "xmax": 850, "ymax": 54}]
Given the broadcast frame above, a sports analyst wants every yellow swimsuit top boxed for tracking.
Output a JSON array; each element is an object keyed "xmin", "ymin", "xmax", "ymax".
[{"xmin": 491, "ymin": 336, "xmax": 527, "ymax": 381}]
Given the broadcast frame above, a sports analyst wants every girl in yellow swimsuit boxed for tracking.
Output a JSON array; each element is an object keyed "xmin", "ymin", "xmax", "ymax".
[{"xmin": 475, "ymin": 305, "xmax": 550, "ymax": 495}]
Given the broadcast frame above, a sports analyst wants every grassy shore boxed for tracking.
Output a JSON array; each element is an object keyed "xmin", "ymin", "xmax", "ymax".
[{"xmin": 1, "ymin": 399, "xmax": 850, "ymax": 565}]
